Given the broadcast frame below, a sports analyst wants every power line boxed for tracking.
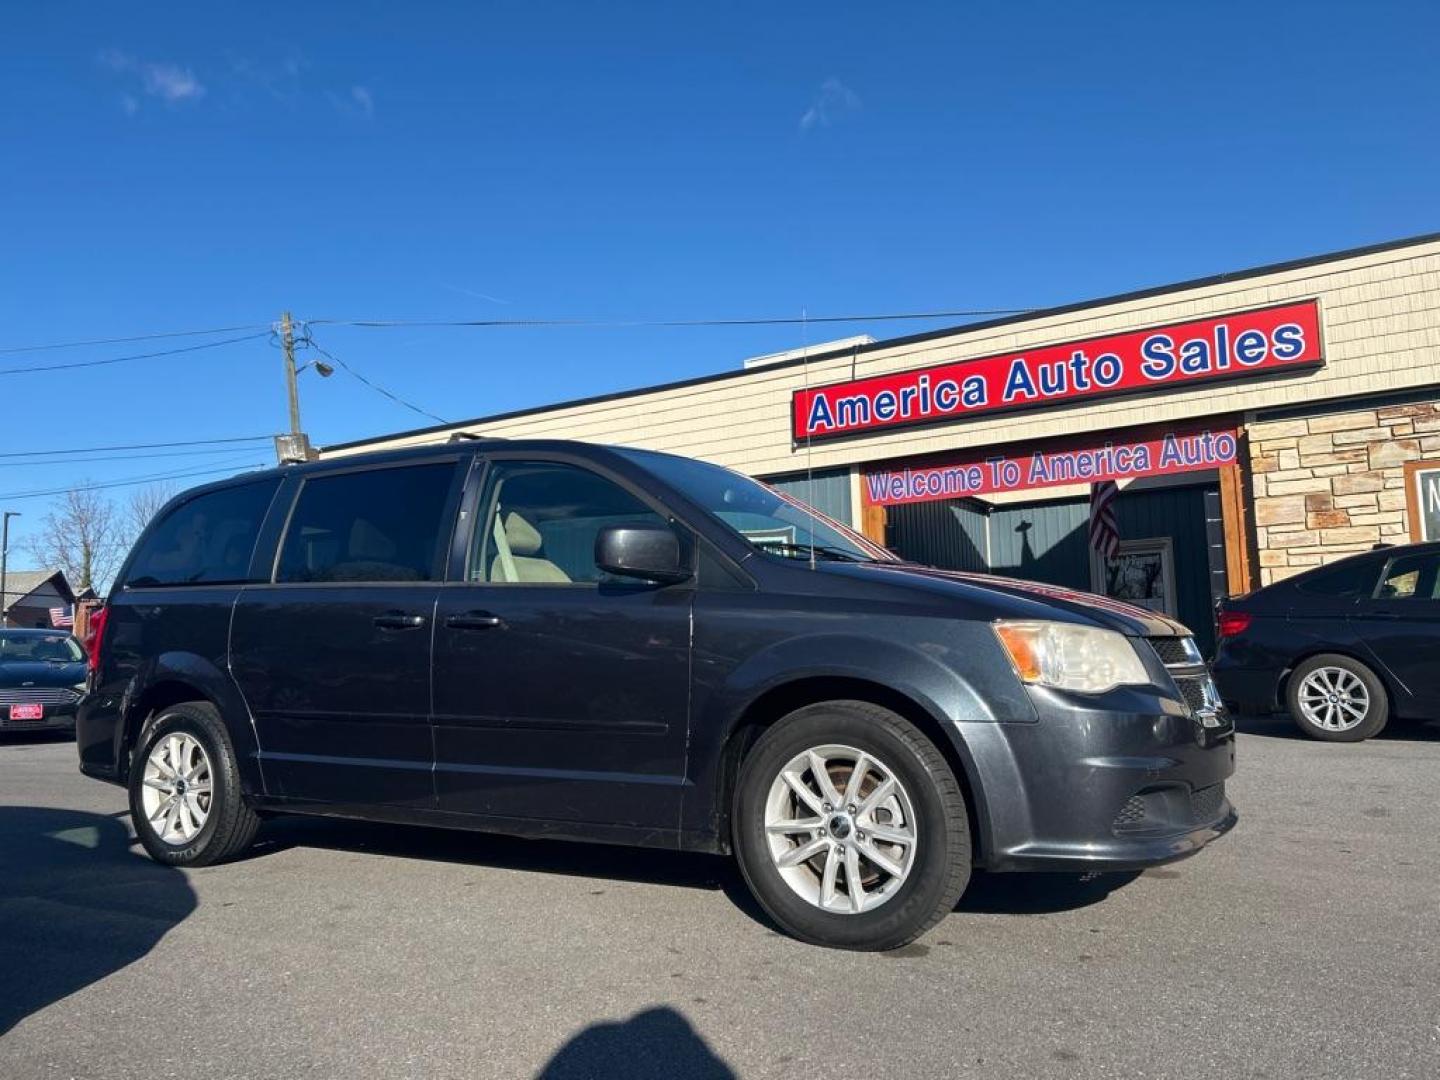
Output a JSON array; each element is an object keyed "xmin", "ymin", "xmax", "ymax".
[
  {"xmin": 0, "ymin": 446, "xmax": 277, "ymax": 468},
  {"xmin": 0, "ymin": 306, "xmax": 1031, "ymax": 357},
  {"xmin": 307, "ymin": 308, "xmax": 1033, "ymax": 331},
  {"xmin": 296, "ymin": 331, "xmax": 449, "ymax": 425},
  {"xmin": 0, "ymin": 435, "xmax": 273, "ymax": 460},
  {"xmin": 0, "ymin": 332, "xmax": 270, "ymax": 377},
  {"xmin": 0, "ymin": 323, "xmax": 270, "ymax": 355},
  {"xmin": 0, "ymin": 459, "xmax": 267, "ymax": 502}
]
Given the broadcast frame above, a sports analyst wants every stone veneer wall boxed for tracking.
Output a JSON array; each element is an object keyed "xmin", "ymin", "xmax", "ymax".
[{"xmin": 1248, "ymin": 399, "xmax": 1440, "ymax": 584}]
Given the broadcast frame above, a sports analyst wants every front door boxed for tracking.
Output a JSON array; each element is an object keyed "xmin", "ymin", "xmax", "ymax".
[
  {"xmin": 231, "ymin": 457, "xmax": 466, "ymax": 807},
  {"xmin": 1350, "ymin": 548, "xmax": 1440, "ymax": 718},
  {"xmin": 432, "ymin": 456, "xmax": 692, "ymax": 833}
]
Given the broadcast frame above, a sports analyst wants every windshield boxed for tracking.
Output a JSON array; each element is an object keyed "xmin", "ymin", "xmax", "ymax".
[
  {"xmin": 0, "ymin": 632, "xmax": 84, "ymax": 663},
  {"xmin": 619, "ymin": 449, "xmax": 897, "ymax": 563}
]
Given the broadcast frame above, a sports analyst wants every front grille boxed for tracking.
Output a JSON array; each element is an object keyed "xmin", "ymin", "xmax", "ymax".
[
  {"xmin": 0, "ymin": 687, "xmax": 80, "ymax": 705},
  {"xmin": 1113, "ymin": 783, "xmax": 1227, "ymax": 834},
  {"xmin": 1175, "ymin": 675, "xmax": 1209, "ymax": 714},
  {"xmin": 1190, "ymin": 783, "xmax": 1226, "ymax": 823},
  {"xmin": 1147, "ymin": 635, "xmax": 1201, "ymax": 666},
  {"xmin": 1113, "ymin": 795, "xmax": 1147, "ymax": 829}
]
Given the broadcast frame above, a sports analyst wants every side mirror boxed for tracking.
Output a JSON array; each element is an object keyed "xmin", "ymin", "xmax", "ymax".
[{"xmin": 595, "ymin": 523, "xmax": 690, "ymax": 584}]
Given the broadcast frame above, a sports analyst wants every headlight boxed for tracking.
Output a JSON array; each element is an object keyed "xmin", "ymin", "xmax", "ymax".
[{"xmin": 993, "ymin": 620, "xmax": 1149, "ymax": 694}]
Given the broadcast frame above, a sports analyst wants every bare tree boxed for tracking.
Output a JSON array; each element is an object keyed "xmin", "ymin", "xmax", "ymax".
[
  {"xmin": 123, "ymin": 483, "xmax": 178, "ymax": 548},
  {"xmin": 22, "ymin": 483, "xmax": 125, "ymax": 594}
]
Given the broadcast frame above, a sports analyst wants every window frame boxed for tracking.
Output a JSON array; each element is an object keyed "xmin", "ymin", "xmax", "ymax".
[
  {"xmin": 266, "ymin": 454, "xmax": 472, "ymax": 587},
  {"xmin": 119, "ymin": 477, "xmax": 283, "ymax": 591},
  {"xmin": 1371, "ymin": 550, "xmax": 1440, "ymax": 602},
  {"xmin": 450, "ymin": 450, "xmax": 698, "ymax": 589},
  {"xmin": 1292, "ymin": 554, "xmax": 1384, "ymax": 601}
]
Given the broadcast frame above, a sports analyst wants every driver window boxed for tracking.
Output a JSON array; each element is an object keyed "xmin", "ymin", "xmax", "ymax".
[{"xmin": 470, "ymin": 461, "xmax": 669, "ymax": 585}]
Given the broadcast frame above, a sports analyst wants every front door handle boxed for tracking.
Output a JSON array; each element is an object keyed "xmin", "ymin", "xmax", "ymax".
[
  {"xmin": 445, "ymin": 611, "xmax": 504, "ymax": 630},
  {"xmin": 373, "ymin": 612, "xmax": 427, "ymax": 630}
]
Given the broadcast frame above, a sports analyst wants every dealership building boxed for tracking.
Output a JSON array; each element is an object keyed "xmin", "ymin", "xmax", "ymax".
[{"xmin": 327, "ymin": 232, "xmax": 1440, "ymax": 652}]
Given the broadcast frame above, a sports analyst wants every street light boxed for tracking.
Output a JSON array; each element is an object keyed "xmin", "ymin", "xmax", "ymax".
[{"xmin": 1, "ymin": 510, "xmax": 21, "ymax": 629}]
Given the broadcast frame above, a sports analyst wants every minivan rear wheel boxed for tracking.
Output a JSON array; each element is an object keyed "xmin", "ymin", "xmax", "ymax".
[
  {"xmin": 128, "ymin": 701, "xmax": 261, "ymax": 866},
  {"xmin": 733, "ymin": 700, "xmax": 970, "ymax": 951}
]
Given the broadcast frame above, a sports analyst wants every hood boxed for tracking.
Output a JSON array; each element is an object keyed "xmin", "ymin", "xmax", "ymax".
[
  {"xmin": 0, "ymin": 660, "xmax": 87, "ymax": 688},
  {"xmin": 837, "ymin": 562, "xmax": 1191, "ymax": 637}
]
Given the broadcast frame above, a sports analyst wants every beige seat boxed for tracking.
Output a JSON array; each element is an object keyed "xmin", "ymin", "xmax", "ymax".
[{"xmin": 491, "ymin": 512, "xmax": 571, "ymax": 583}]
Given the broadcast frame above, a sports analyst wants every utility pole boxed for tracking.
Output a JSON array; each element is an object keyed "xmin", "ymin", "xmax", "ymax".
[
  {"xmin": 0, "ymin": 510, "xmax": 20, "ymax": 629},
  {"xmin": 274, "ymin": 311, "xmax": 316, "ymax": 464},
  {"xmin": 281, "ymin": 310, "xmax": 301, "ymax": 436}
]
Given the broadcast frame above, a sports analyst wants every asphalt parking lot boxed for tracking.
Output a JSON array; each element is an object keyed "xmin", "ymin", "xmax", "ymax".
[{"xmin": 2, "ymin": 719, "xmax": 1438, "ymax": 1080}]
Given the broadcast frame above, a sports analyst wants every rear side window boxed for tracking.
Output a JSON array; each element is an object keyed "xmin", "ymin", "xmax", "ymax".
[
  {"xmin": 276, "ymin": 463, "xmax": 457, "ymax": 583},
  {"xmin": 1375, "ymin": 552, "xmax": 1440, "ymax": 599},
  {"xmin": 1294, "ymin": 558, "xmax": 1379, "ymax": 599},
  {"xmin": 125, "ymin": 480, "xmax": 279, "ymax": 587}
]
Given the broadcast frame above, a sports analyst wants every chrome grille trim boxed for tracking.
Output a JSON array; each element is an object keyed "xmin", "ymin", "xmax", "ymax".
[{"xmin": 0, "ymin": 687, "xmax": 81, "ymax": 705}]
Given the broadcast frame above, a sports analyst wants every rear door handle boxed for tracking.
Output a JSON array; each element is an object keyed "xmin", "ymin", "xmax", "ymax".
[
  {"xmin": 445, "ymin": 611, "xmax": 504, "ymax": 630},
  {"xmin": 373, "ymin": 612, "xmax": 427, "ymax": 630}
]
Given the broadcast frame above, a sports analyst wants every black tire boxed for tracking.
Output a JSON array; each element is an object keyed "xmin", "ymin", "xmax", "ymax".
[
  {"xmin": 1285, "ymin": 653, "xmax": 1389, "ymax": 742},
  {"xmin": 732, "ymin": 700, "xmax": 971, "ymax": 951},
  {"xmin": 127, "ymin": 700, "xmax": 261, "ymax": 866}
]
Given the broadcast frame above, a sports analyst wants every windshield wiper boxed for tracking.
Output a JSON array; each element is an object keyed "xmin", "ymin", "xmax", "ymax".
[{"xmin": 755, "ymin": 541, "xmax": 868, "ymax": 563}]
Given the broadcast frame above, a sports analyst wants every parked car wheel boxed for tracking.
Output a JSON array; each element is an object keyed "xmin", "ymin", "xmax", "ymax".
[
  {"xmin": 128, "ymin": 701, "xmax": 261, "ymax": 866},
  {"xmin": 733, "ymin": 700, "xmax": 971, "ymax": 951},
  {"xmin": 1285, "ymin": 654, "xmax": 1389, "ymax": 742}
]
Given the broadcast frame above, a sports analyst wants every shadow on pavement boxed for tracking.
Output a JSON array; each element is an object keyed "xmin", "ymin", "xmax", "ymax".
[
  {"xmin": 956, "ymin": 870, "xmax": 1141, "ymax": 914},
  {"xmin": 246, "ymin": 814, "xmax": 1141, "ymax": 930},
  {"xmin": 0, "ymin": 806, "xmax": 197, "ymax": 1036},
  {"xmin": 0, "ymin": 730, "xmax": 76, "ymax": 745},
  {"xmin": 536, "ymin": 1006, "xmax": 735, "ymax": 1079}
]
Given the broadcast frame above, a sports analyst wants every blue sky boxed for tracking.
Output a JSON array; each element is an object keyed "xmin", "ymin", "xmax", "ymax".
[{"xmin": 1, "ymin": 1, "xmax": 1438, "ymax": 553}]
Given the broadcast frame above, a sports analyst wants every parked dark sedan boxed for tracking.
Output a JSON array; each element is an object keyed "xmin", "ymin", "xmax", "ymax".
[
  {"xmin": 1214, "ymin": 541, "xmax": 1440, "ymax": 741},
  {"xmin": 78, "ymin": 439, "xmax": 1236, "ymax": 950},
  {"xmin": 0, "ymin": 628, "xmax": 87, "ymax": 735}
]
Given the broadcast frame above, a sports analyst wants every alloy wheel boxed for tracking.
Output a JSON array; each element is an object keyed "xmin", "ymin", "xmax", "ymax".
[
  {"xmin": 1296, "ymin": 667, "xmax": 1370, "ymax": 732},
  {"xmin": 140, "ymin": 732, "xmax": 214, "ymax": 846},
  {"xmin": 763, "ymin": 744, "xmax": 918, "ymax": 914}
]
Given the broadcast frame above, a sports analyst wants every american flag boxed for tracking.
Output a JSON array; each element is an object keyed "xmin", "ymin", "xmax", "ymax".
[
  {"xmin": 1089, "ymin": 481, "xmax": 1120, "ymax": 558},
  {"xmin": 49, "ymin": 606, "xmax": 74, "ymax": 629}
]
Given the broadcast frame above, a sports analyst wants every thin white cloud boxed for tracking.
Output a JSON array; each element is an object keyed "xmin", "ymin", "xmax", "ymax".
[
  {"xmin": 800, "ymin": 77, "xmax": 861, "ymax": 131},
  {"xmin": 102, "ymin": 46, "xmax": 369, "ymax": 120},
  {"xmin": 326, "ymin": 84, "xmax": 376, "ymax": 118},
  {"xmin": 99, "ymin": 50, "xmax": 205, "ymax": 110},
  {"xmin": 142, "ymin": 63, "xmax": 205, "ymax": 103},
  {"xmin": 229, "ymin": 53, "xmax": 307, "ymax": 104}
]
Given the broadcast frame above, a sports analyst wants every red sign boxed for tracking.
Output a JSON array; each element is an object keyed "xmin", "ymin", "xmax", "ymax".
[
  {"xmin": 793, "ymin": 300, "xmax": 1322, "ymax": 441},
  {"xmin": 9, "ymin": 704, "xmax": 44, "ymax": 721},
  {"xmin": 864, "ymin": 427, "xmax": 1239, "ymax": 506}
]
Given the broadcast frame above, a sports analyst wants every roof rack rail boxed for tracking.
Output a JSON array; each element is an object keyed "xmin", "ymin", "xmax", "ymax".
[{"xmin": 447, "ymin": 431, "xmax": 486, "ymax": 442}]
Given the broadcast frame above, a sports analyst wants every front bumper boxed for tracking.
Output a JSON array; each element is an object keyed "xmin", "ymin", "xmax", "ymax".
[
  {"xmin": 0, "ymin": 704, "xmax": 78, "ymax": 734},
  {"xmin": 971, "ymin": 684, "xmax": 1238, "ymax": 873}
]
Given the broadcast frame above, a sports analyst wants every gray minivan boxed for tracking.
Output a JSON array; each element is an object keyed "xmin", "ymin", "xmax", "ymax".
[{"xmin": 79, "ymin": 439, "xmax": 1236, "ymax": 950}]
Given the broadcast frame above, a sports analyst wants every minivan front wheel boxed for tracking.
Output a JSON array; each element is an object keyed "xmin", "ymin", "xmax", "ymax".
[
  {"xmin": 128, "ymin": 701, "xmax": 261, "ymax": 866},
  {"xmin": 733, "ymin": 701, "xmax": 970, "ymax": 951}
]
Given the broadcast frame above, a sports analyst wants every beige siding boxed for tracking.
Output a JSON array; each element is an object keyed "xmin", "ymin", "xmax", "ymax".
[{"xmin": 326, "ymin": 239, "xmax": 1440, "ymax": 477}]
